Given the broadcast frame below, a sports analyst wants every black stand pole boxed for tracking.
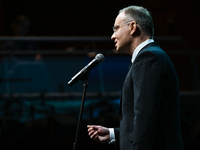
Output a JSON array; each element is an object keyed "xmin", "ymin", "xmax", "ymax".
[{"xmin": 73, "ymin": 74, "xmax": 89, "ymax": 150}]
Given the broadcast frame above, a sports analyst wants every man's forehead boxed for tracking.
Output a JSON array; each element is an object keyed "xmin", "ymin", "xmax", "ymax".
[{"xmin": 115, "ymin": 11, "xmax": 127, "ymax": 24}]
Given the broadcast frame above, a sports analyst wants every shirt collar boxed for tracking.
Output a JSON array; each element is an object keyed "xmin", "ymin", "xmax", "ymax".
[{"xmin": 131, "ymin": 39, "xmax": 154, "ymax": 63}]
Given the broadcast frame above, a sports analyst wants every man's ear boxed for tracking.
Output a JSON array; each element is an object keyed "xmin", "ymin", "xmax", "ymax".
[
  {"xmin": 130, "ymin": 21, "xmax": 140, "ymax": 36},
  {"xmin": 130, "ymin": 21, "xmax": 137, "ymax": 35}
]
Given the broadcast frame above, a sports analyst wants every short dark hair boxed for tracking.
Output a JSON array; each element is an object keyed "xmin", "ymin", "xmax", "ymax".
[{"xmin": 119, "ymin": 6, "xmax": 154, "ymax": 38}]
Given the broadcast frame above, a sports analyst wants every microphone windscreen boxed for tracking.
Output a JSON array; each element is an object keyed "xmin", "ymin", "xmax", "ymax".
[{"xmin": 95, "ymin": 53, "xmax": 105, "ymax": 62}]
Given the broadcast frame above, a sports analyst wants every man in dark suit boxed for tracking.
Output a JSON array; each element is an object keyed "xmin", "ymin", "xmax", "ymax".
[{"xmin": 87, "ymin": 5, "xmax": 184, "ymax": 150}]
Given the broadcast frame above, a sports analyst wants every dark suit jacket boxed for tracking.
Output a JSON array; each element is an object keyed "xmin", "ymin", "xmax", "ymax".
[{"xmin": 114, "ymin": 42, "xmax": 184, "ymax": 150}]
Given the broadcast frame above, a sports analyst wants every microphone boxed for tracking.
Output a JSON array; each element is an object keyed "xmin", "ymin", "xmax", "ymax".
[{"xmin": 68, "ymin": 53, "xmax": 105, "ymax": 86}]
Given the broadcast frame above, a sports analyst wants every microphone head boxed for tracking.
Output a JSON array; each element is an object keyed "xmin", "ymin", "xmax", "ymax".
[{"xmin": 95, "ymin": 53, "xmax": 105, "ymax": 62}]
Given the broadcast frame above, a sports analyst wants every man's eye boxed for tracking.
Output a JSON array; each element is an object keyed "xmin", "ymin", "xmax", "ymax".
[{"xmin": 115, "ymin": 26, "xmax": 120, "ymax": 31}]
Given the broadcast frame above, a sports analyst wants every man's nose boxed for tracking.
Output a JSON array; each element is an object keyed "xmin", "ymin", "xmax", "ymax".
[{"xmin": 111, "ymin": 32, "xmax": 116, "ymax": 40}]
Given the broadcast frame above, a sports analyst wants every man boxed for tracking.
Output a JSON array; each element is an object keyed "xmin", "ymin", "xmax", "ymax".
[{"xmin": 87, "ymin": 5, "xmax": 184, "ymax": 150}]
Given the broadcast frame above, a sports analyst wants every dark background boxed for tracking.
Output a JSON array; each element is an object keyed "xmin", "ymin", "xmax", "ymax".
[
  {"xmin": 0, "ymin": 0, "xmax": 200, "ymax": 150},
  {"xmin": 0, "ymin": 0, "xmax": 199, "ymax": 49}
]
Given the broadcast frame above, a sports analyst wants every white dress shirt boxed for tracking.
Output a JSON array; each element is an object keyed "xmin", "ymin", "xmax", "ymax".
[{"xmin": 109, "ymin": 38, "xmax": 154, "ymax": 144}]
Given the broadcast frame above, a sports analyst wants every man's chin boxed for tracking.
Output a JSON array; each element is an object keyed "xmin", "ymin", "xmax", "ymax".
[{"xmin": 116, "ymin": 48, "xmax": 123, "ymax": 53}]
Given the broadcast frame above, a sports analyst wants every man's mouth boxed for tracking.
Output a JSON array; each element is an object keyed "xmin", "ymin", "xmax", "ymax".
[{"xmin": 115, "ymin": 41, "xmax": 117, "ymax": 47}]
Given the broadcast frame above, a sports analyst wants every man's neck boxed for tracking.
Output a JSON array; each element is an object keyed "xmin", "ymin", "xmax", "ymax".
[{"xmin": 130, "ymin": 35, "xmax": 151, "ymax": 55}]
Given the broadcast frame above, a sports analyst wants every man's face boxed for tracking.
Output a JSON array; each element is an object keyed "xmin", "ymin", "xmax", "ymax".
[{"xmin": 111, "ymin": 11, "xmax": 133, "ymax": 54}]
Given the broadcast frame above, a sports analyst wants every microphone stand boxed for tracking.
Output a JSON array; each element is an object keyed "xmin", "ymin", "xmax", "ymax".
[{"xmin": 73, "ymin": 73, "xmax": 89, "ymax": 150}]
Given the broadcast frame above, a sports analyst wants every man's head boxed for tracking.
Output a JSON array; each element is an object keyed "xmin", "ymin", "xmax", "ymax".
[{"xmin": 111, "ymin": 6, "xmax": 154, "ymax": 54}]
